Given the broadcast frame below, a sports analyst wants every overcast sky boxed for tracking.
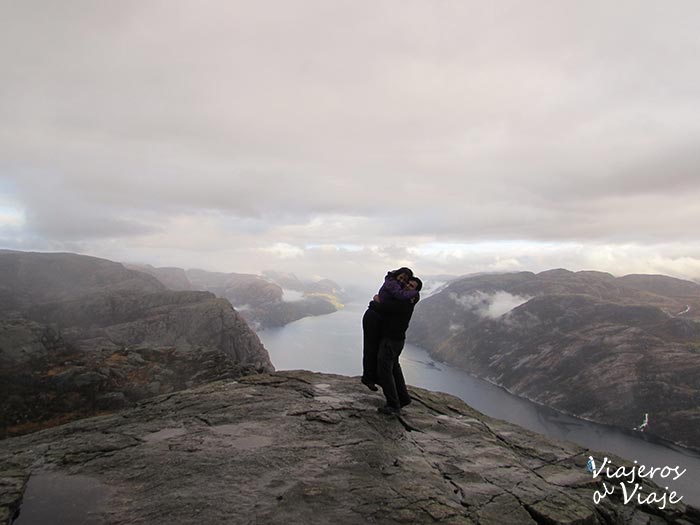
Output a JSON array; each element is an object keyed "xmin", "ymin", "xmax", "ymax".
[{"xmin": 2, "ymin": 1, "xmax": 700, "ymax": 288}]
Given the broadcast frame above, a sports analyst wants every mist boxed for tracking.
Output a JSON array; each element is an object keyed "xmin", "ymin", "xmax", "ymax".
[{"xmin": 449, "ymin": 291, "xmax": 532, "ymax": 319}]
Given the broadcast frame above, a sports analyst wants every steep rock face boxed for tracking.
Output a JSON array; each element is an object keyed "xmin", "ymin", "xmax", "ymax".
[
  {"xmin": 407, "ymin": 270, "xmax": 700, "ymax": 450},
  {"xmin": 0, "ymin": 251, "xmax": 273, "ymax": 438},
  {"xmin": 1, "ymin": 371, "xmax": 696, "ymax": 524},
  {"xmin": 25, "ymin": 289, "xmax": 265, "ymax": 361},
  {"xmin": 0, "ymin": 319, "xmax": 63, "ymax": 367}
]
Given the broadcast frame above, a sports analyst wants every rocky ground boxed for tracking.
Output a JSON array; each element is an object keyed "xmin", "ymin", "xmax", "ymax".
[{"xmin": 2, "ymin": 371, "xmax": 698, "ymax": 524}]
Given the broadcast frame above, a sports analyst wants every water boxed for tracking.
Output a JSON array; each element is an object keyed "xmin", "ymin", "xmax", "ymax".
[
  {"xmin": 13, "ymin": 473, "xmax": 112, "ymax": 524},
  {"xmin": 259, "ymin": 304, "xmax": 700, "ymax": 507}
]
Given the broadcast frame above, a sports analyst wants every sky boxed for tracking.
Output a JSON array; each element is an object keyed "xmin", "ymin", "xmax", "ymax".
[{"xmin": 2, "ymin": 1, "xmax": 700, "ymax": 288}]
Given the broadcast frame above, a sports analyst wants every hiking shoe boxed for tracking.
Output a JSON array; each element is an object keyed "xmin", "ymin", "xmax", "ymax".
[
  {"xmin": 400, "ymin": 398, "xmax": 412, "ymax": 408},
  {"xmin": 377, "ymin": 405, "xmax": 401, "ymax": 416},
  {"xmin": 361, "ymin": 377, "xmax": 378, "ymax": 392}
]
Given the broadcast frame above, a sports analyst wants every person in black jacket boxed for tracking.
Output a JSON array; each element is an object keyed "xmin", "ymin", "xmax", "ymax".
[
  {"xmin": 361, "ymin": 267, "xmax": 416, "ymax": 391},
  {"xmin": 368, "ymin": 277, "xmax": 422, "ymax": 415}
]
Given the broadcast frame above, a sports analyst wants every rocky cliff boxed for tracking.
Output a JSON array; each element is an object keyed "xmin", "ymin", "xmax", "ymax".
[
  {"xmin": 2, "ymin": 371, "xmax": 697, "ymax": 524},
  {"xmin": 407, "ymin": 270, "xmax": 700, "ymax": 450},
  {"xmin": 0, "ymin": 251, "xmax": 273, "ymax": 438}
]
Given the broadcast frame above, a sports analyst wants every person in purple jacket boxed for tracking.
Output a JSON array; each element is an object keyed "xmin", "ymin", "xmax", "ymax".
[
  {"xmin": 371, "ymin": 276, "xmax": 422, "ymax": 415},
  {"xmin": 361, "ymin": 267, "xmax": 418, "ymax": 391}
]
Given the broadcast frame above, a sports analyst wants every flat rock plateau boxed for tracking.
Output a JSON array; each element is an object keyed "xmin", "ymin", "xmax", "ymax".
[{"xmin": 2, "ymin": 371, "xmax": 698, "ymax": 525}]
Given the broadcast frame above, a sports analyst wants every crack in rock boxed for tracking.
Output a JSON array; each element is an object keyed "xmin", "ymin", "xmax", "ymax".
[
  {"xmin": 397, "ymin": 415, "xmax": 424, "ymax": 433},
  {"xmin": 409, "ymin": 393, "xmax": 451, "ymax": 416},
  {"xmin": 194, "ymin": 416, "xmax": 212, "ymax": 426}
]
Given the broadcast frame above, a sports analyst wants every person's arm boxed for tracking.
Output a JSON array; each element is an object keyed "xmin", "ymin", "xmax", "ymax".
[
  {"xmin": 369, "ymin": 299, "xmax": 415, "ymax": 314},
  {"xmin": 382, "ymin": 278, "xmax": 419, "ymax": 301}
]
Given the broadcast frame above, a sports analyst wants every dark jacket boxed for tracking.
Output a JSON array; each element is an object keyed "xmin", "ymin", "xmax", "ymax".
[
  {"xmin": 368, "ymin": 295, "xmax": 419, "ymax": 341},
  {"xmin": 377, "ymin": 275, "xmax": 419, "ymax": 303}
]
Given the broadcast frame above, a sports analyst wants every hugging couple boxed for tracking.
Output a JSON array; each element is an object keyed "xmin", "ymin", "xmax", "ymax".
[{"xmin": 361, "ymin": 267, "xmax": 422, "ymax": 416}]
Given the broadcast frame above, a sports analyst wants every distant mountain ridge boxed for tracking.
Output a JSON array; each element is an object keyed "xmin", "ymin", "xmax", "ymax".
[
  {"xmin": 0, "ymin": 250, "xmax": 273, "ymax": 438},
  {"xmin": 129, "ymin": 263, "xmax": 345, "ymax": 329},
  {"xmin": 122, "ymin": 263, "xmax": 194, "ymax": 291},
  {"xmin": 407, "ymin": 269, "xmax": 700, "ymax": 450},
  {"xmin": 1, "ymin": 250, "xmax": 165, "ymax": 313}
]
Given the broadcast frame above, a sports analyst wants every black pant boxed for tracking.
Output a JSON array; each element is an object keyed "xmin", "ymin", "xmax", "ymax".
[
  {"xmin": 377, "ymin": 337, "xmax": 410, "ymax": 409},
  {"xmin": 362, "ymin": 308, "xmax": 382, "ymax": 383}
]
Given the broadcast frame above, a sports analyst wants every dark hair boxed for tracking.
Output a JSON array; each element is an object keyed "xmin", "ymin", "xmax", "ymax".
[
  {"xmin": 410, "ymin": 276, "xmax": 423, "ymax": 291},
  {"xmin": 388, "ymin": 267, "xmax": 413, "ymax": 279}
]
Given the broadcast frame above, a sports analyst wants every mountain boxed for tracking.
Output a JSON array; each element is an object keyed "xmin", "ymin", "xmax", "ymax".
[
  {"xmin": 185, "ymin": 268, "xmax": 343, "ymax": 329},
  {"xmin": 0, "ymin": 250, "xmax": 165, "ymax": 312},
  {"xmin": 616, "ymin": 274, "xmax": 700, "ymax": 299},
  {"xmin": 0, "ymin": 250, "xmax": 273, "ymax": 438},
  {"xmin": 123, "ymin": 263, "xmax": 194, "ymax": 291},
  {"xmin": 2, "ymin": 370, "xmax": 697, "ymax": 524},
  {"xmin": 260, "ymin": 270, "xmax": 342, "ymax": 295},
  {"xmin": 126, "ymin": 264, "xmax": 344, "ymax": 328},
  {"xmin": 407, "ymin": 269, "xmax": 700, "ymax": 450}
]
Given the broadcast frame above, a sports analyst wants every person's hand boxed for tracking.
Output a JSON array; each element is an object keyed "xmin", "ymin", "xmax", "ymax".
[{"xmin": 373, "ymin": 294, "xmax": 380, "ymax": 302}]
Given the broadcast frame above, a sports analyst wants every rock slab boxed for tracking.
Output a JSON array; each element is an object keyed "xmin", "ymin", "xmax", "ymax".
[{"xmin": 1, "ymin": 371, "xmax": 698, "ymax": 524}]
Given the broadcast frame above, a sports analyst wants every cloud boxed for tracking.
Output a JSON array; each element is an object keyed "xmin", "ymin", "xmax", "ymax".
[
  {"xmin": 281, "ymin": 289, "xmax": 305, "ymax": 302},
  {"xmin": 262, "ymin": 243, "xmax": 304, "ymax": 260},
  {"xmin": 2, "ymin": 1, "xmax": 700, "ymax": 286},
  {"xmin": 0, "ymin": 207, "xmax": 23, "ymax": 228},
  {"xmin": 420, "ymin": 280, "xmax": 448, "ymax": 298},
  {"xmin": 450, "ymin": 291, "xmax": 532, "ymax": 319}
]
